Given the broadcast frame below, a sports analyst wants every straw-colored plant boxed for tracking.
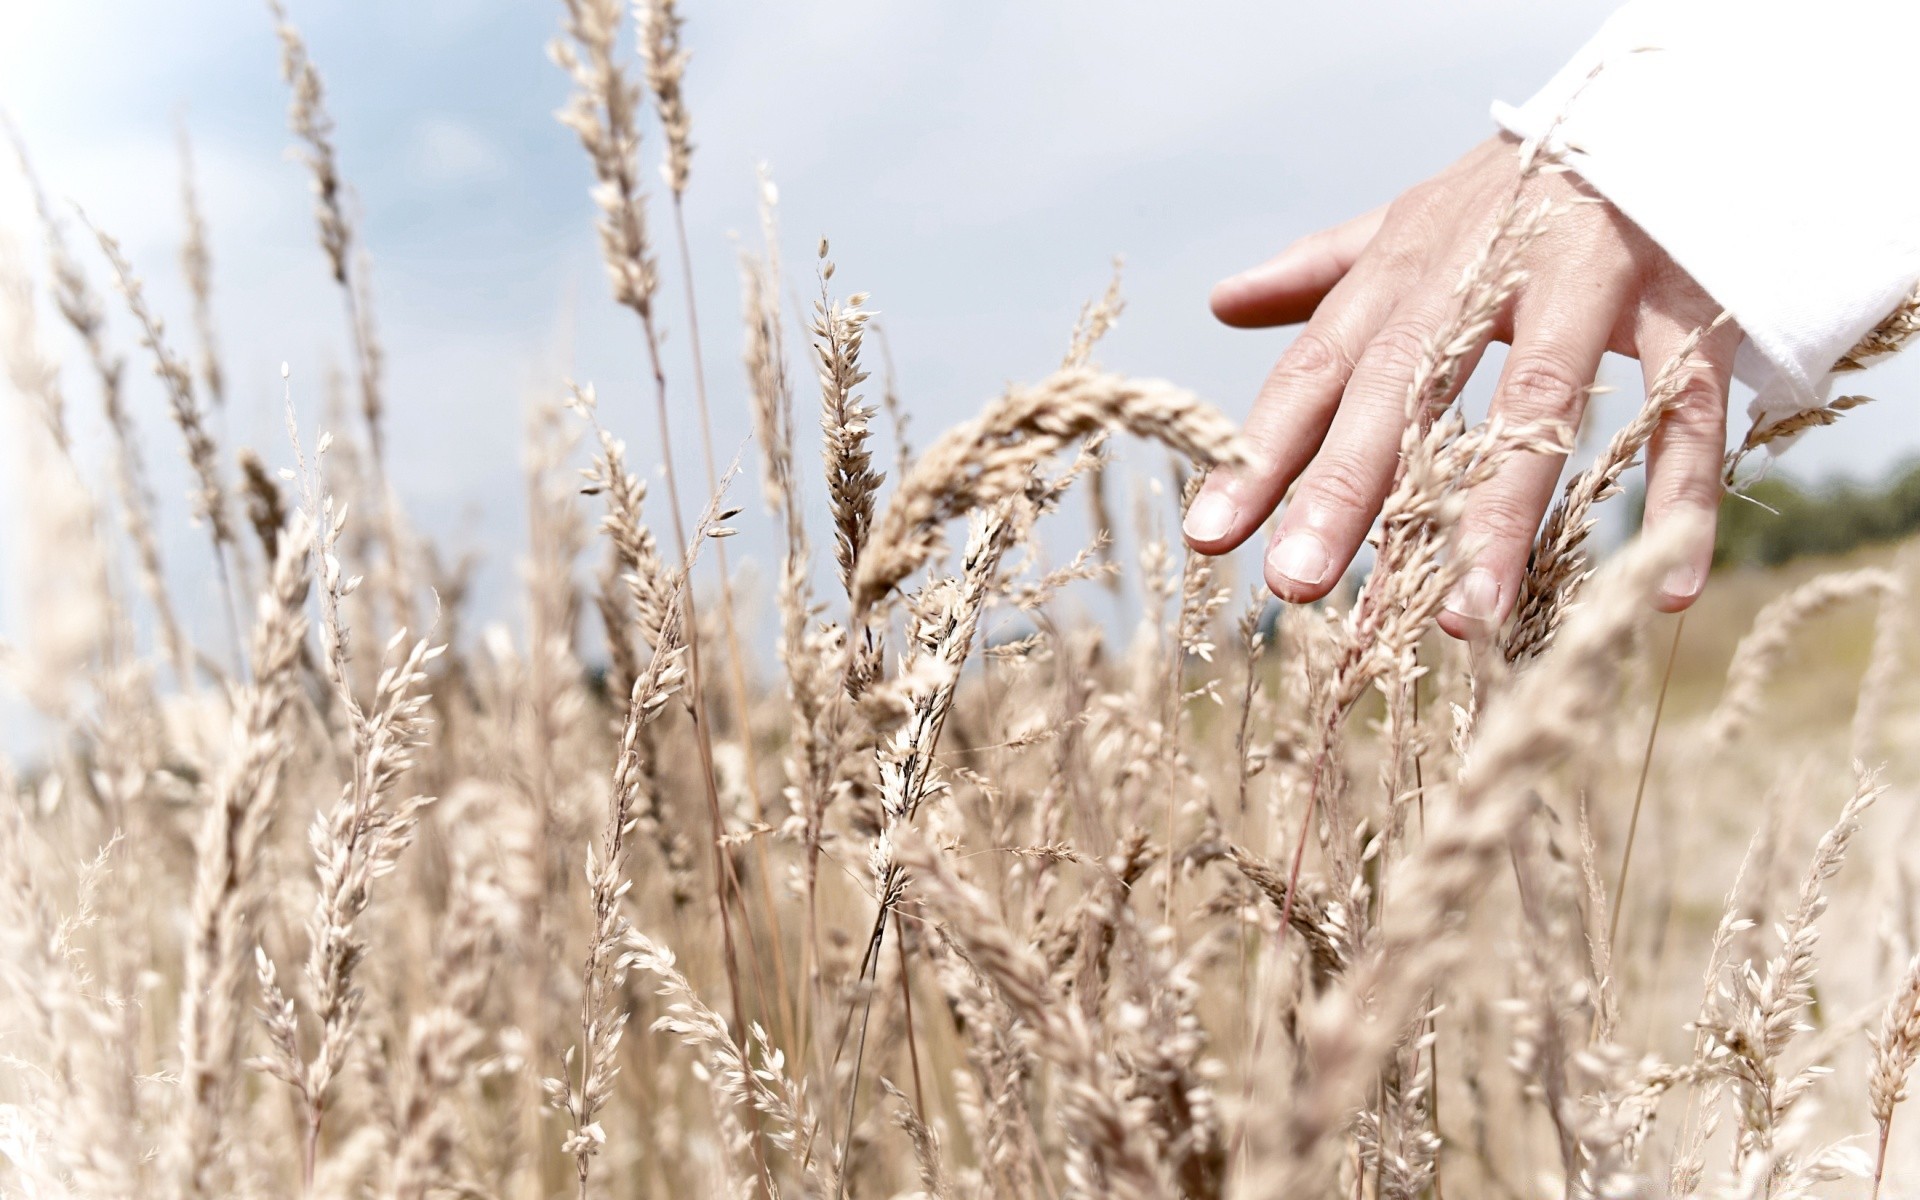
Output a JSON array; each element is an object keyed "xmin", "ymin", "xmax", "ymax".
[{"xmin": 4, "ymin": 6, "xmax": 1920, "ymax": 1200}]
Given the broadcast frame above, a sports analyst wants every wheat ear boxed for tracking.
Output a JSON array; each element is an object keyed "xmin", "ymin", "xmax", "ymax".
[
  {"xmin": 171, "ymin": 517, "xmax": 311, "ymax": 1197},
  {"xmin": 851, "ymin": 367, "xmax": 1241, "ymax": 620}
]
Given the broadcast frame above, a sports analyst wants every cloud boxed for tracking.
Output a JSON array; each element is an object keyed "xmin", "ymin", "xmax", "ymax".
[{"xmin": 406, "ymin": 116, "xmax": 507, "ymax": 189}]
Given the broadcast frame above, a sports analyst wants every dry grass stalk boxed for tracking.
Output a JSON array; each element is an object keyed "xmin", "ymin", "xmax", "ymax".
[
  {"xmin": 813, "ymin": 244, "xmax": 881, "ymax": 598},
  {"xmin": 553, "ymin": 0, "xmax": 657, "ymax": 320},
  {"xmin": 84, "ymin": 220, "xmax": 237, "ymax": 556},
  {"xmin": 0, "ymin": 241, "xmax": 71, "ymax": 455},
  {"xmin": 740, "ymin": 198, "xmax": 861, "ymax": 1055},
  {"xmin": 832, "ymin": 504, "xmax": 1019, "ymax": 1182},
  {"xmin": 1254, "ymin": 519, "xmax": 1693, "ymax": 1193},
  {"xmin": 1064, "ymin": 257, "xmax": 1126, "ymax": 369},
  {"xmin": 176, "ymin": 124, "xmax": 227, "ymax": 409},
  {"xmin": 383, "ymin": 859, "xmax": 510, "ymax": 1200},
  {"xmin": 268, "ymin": 0, "xmax": 349, "ymax": 286},
  {"xmin": 742, "ymin": 201, "xmax": 801, "ymax": 540},
  {"xmin": 1703, "ymin": 768, "xmax": 1883, "ymax": 1181},
  {"xmin": 84, "ymin": 216, "xmax": 249, "ymax": 667},
  {"xmin": 872, "ymin": 320, "xmax": 913, "ymax": 482},
  {"xmin": 0, "ymin": 794, "xmax": 143, "ymax": 1197},
  {"xmin": 572, "ymin": 383, "xmax": 675, "ymax": 656},
  {"xmin": 549, "ymin": 506, "xmax": 693, "ymax": 1196},
  {"xmin": 1271, "ymin": 162, "xmax": 1569, "ymax": 938},
  {"xmin": 554, "ymin": 0, "xmax": 767, "ymax": 1067},
  {"xmin": 267, "ymin": 0, "xmax": 388, "ymax": 457},
  {"xmin": 170, "ymin": 516, "xmax": 311, "ymax": 1197},
  {"xmin": 1836, "ymin": 285, "xmax": 1920, "ymax": 373},
  {"xmin": 1704, "ymin": 568, "xmax": 1897, "ymax": 751},
  {"xmin": 637, "ymin": 0, "xmax": 774, "ymax": 938},
  {"xmin": 1724, "ymin": 394, "xmax": 1873, "ymax": 484},
  {"xmin": 1725, "ymin": 284, "xmax": 1918, "ymax": 477},
  {"xmin": 1852, "ymin": 562, "xmax": 1908, "ymax": 763},
  {"xmin": 6, "ymin": 129, "xmax": 195, "ymax": 684},
  {"xmin": 1508, "ymin": 319, "xmax": 1721, "ymax": 663},
  {"xmin": 0, "ymin": 242, "xmax": 119, "ymax": 712},
  {"xmin": 268, "ymin": 0, "xmax": 417, "ymax": 651},
  {"xmin": 628, "ymin": 930, "xmax": 832, "ymax": 1194},
  {"xmin": 880, "ymin": 1076, "xmax": 953, "ymax": 1200},
  {"xmin": 852, "ymin": 367, "xmax": 1242, "ymax": 619},
  {"xmin": 636, "ymin": 0, "xmax": 692, "ymax": 198},
  {"xmin": 1669, "ymin": 826, "xmax": 1767, "ymax": 1196},
  {"xmin": 253, "ymin": 493, "xmax": 443, "ymax": 1188},
  {"xmin": 238, "ymin": 446, "xmax": 292, "ymax": 563},
  {"xmin": 895, "ymin": 831, "xmax": 1169, "ymax": 1200},
  {"xmin": 1869, "ymin": 951, "xmax": 1920, "ymax": 1197}
]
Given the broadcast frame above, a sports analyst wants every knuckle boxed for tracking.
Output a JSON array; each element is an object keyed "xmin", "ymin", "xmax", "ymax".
[
  {"xmin": 1663, "ymin": 388, "xmax": 1726, "ymax": 439},
  {"xmin": 1277, "ymin": 328, "xmax": 1354, "ymax": 381},
  {"xmin": 1371, "ymin": 201, "xmax": 1440, "ymax": 275},
  {"xmin": 1643, "ymin": 255, "xmax": 1715, "ymax": 309},
  {"xmin": 1465, "ymin": 489, "xmax": 1543, "ymax": 543},
  {"xmin": 1649, "ymin": 464, "xmax": 1723, "ymax": 513},
  {"xmin": 1367, "ymin": 236, "xmax": 1425, "ymax": 281},
  {"xmin": 1364, "ymin": 322, "xmax": 1437, "ymax": 378},
  {"xmin": 1388, "ymin": 181, "xmax": 1444, "ymax": 224},
  {"xmin": 1300, "ymin": 455, "xmax": 1377, "ymax": 516},
  {"xmin": 1238, "ymin": 421, "xmax": 1294, "ymax": 469},
  {"xmin": 1498, "ymin": 356, "xmax": 1587, "ymax": 425}
]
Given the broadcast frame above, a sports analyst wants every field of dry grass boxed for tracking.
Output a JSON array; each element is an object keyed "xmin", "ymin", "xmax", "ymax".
[{"xmin": 5, "ymin": 2, "xmax": 1920, "ymax": 1198}]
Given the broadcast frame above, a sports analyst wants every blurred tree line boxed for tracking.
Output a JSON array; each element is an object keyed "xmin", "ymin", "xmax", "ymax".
[{"xmin": 1674, "ymin": 459, "xmax": 1920, "ymax": 566}]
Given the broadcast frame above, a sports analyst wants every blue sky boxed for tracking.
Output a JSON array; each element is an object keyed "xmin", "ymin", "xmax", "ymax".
[{"xmin": 4, "ymin": 0, "xmax": 1917, "ymax": 726}]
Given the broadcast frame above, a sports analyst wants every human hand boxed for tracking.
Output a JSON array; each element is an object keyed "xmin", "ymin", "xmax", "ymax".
[{"xmin": 1183, "ymin": 135, "xmax": 1737, "ymax": 639}]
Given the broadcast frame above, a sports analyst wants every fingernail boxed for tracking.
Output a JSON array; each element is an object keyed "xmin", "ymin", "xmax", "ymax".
[
  {"xmin": 1268, "ymin": 531, "xmax": 1333, "ymax": 589},
  {"xmin": 1183, "ymin": 491, "xmax": 1237, "ymax": 543},
  {"xmin": 1661, "ymin": 563, "xmax": 1701, "ymax": 601},
  {"xmin": 1444, "ymin": 568, "xmax": 1503, "ymax": 624}
]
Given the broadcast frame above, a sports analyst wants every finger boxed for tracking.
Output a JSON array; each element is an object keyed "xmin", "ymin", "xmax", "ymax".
[
  {"xmin": 1437, "ymin": 288, "xmax": 1621, "ymax": 640},
  {"xmin": 1263, "ymin": 290, "xmax": 1486, "ymax": 602},
  {"xmin": 1210, "ymin": 205, "xmax": 1388, "ymax": 328},
  {"xmin": 1637, "ymin": 313, "xmax": 1738, "ymax": 612},
  {"xmin": 1183, "ymin": 262, "xmax": 1400, "ymax": 554}
]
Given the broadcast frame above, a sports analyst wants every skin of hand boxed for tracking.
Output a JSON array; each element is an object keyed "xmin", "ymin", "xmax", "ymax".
[{"xmin": 1183, "ymin": 134, "xmax": 1738, "ymax": 640}]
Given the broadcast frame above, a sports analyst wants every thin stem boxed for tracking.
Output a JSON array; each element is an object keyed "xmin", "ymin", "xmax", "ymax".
[
  {"xmin": 641, "ymin": 323, "xmax": 753, "ymax": 1003},
  {"xmin": 633, "ymin": 306, "xmax": 774, "ymax": 1196},
  {"xmin": 334, "ymin": 232, "xmax": 411, "ymax": 640},
  {"xmin": 1609, "ymin": 613, "xmax": 1685, "ymax": 952},
  {"xmin": 1414, "ymin": 676, "xmax": 1444, "ymax": 1200},
  {"xmin": 1162, "ymin": 532, "xmax": 1193, "ymax": 926},
  {"xmin": 1277, "ymin": 737, "xmax": 1333, "ymax": 940},
  {"xmin": 894, "ymin": 910, "xmax": 927, "ymax": 1119},
  {"xmin": 302, "ymin": 1104, "xmax": 321, "ymax": 1194},
  {"xmin": 1873, "ymin": 1115, "xmax": 1891, "ymax": 1200},
  {"xmin": 825, "ymin": 662, "xmax": 965, "ymax": 1194},
  {"xmin": 830, "ymin": 910, "xmax": 887, "ymax": 1198},
  {"xmin": 210, "ymin": 537, "xmax": 248, "ymax": 682},
  {"xmin": 670, "ymin": 189, "xmax": 799, "ymax": 1058}
]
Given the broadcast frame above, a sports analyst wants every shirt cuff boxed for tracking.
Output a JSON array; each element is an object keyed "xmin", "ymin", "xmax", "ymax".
[{"xmin": 1493, "ymin": 0, "xmax": 1920, "ymax": 433}]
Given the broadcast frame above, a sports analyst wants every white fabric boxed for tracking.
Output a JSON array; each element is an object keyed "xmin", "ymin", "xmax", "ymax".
[{"xmin": 1492, "ymin": 0, "xmax": 1920, "ymax": 430}]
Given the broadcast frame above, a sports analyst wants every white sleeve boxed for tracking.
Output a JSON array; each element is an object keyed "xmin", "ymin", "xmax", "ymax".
[{"xmin": 1493, "ymin": 0, "xmax": 1920, "ymax": 432}]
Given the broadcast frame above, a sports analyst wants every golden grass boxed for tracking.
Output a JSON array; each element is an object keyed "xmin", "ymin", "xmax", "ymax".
[{"xmin": 5, "ymin": 5, "xmax": 1920, "ymax": 1199}]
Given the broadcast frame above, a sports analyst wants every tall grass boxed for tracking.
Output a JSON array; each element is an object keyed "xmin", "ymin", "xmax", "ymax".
[{"xmin": 4, "ymin": 4, "xmax": 1920, "ymax": 1198}]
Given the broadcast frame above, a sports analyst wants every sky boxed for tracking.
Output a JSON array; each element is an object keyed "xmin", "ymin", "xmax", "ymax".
[{"xmin": 4, "ymin": 0, "xmax": 1918, "ymax": 738}]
